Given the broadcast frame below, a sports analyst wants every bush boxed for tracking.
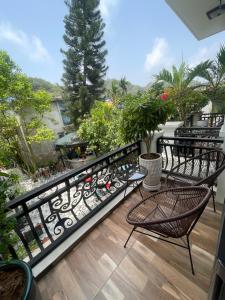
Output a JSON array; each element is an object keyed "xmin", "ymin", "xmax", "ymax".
[
  {"xmin": 78, "ymin": 101, "xmax": 124, "ymax": 156},
  {"xmin": 168, "ymin": 88, "xmax": 208, "ymax": 124},
  {"xmin": 121, "ymin": 92, "xmax": 174, "ymax": 153}
]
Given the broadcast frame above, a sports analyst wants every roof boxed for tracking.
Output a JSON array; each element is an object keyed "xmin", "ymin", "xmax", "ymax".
[
  {"xmin": 166, "ymin": 0, "xmax": 225, "ymax": 40},
  {"xmin": 54, "ymin": 132, "xmax": 86, "ymax": 148}
]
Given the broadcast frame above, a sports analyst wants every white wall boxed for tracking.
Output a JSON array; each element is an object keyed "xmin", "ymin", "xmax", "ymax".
[
  {"xmin": 43, "ymin": 101, "xmax": 65, "ymax": 137},
  {"xmin": 215, "ymin": 120, "xmax": 225, "ymax": 204}
]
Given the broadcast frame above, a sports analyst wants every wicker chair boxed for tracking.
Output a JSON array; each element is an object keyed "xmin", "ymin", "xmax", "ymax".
[
  {"xmin": 165, "ymin": 150, "xmax": 225, "ymax": 212},
  {"xmin": 124, "ymin": 186, "xmax": 211, "ymax": 275}
]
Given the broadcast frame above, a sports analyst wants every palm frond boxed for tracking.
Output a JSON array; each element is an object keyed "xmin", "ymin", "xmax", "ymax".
[
  {"xmin": 217, "ymin": 44, "xmax": 225, "ymax": 69},
  {"xmin": 155, "ymin": 69, "xmax": 173, "ymax": 86},
  {"xmin": 186, "ymin": 60, "xmax": 212, "ymax": 87}
]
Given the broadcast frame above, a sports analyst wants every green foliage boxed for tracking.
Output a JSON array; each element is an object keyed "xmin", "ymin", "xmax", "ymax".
[
  {"xmin": 168, "ymin": 88, "xmax": 209, "ymax": 124},
  {"xmin": 197, "ymin": 45, "xmax": 225, "ymax": 112},
  {"xmin": 29, "ymin": 77, "xmax": 63, "ymax": 97},
  {"xmin": 155, "ymin": 61, "xmax": 211, "ymax": 90},
  {"xmin": 62, "ymin": 0, "xmax": 108, "ymax": 127},
  {"xmin": 119, "ymin": 77, "xmax": 129, "ymax": 95},
  {"xmin": 0, "ymin": 50, "xmax": 54, "ymax": 172},
  {"xmin": 78, "ymin": 101, "xmax": 124, "ymax": 156},
  {"xmin": 105, "ymin": 78, "xmax": 143, "ymax": 98},
  {"xmin": 121, "ymin": 92, "xmax": 174, "ymax": 153},
  {"xmin": 0, "ymin": 172, "xmax": 21, "ymax": 259}
]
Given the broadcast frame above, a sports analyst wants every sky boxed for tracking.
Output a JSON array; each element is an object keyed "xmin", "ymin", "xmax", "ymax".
[{"xmin": 0, "ymin": 0, "xmax": 225, "ymax": 87}]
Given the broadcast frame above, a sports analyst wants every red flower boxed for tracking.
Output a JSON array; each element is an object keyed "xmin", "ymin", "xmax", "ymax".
[
  {"xmin": 105, "ymin": 182, "xmax": 111, "ymax": 190},
  {"xmin": 160, "ymin": 92, "xmax": 168, "ymax": 101},
  {"xmin": 85, "ymin": 176, "xmax": 92, "ymax": 183}
]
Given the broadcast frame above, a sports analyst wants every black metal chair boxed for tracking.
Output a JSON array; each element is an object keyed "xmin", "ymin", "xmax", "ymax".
[
  {"xmin": 165, "ymin": 150, "xmax": 225, "ymax": 212},
  {"xmin": 124, "ymin": 186, "xmax": 212, "ymax": 275}
]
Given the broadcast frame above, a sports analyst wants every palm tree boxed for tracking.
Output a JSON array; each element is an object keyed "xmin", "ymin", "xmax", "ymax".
[
  {"xmin": 108, "ymin": 80, "xmax": 120, "ymax": 103},
  {"xmin": 196, "ymin": 45, "xmax": 225, "ymax": 112},
  {"xmin": 119, "ymin": 76, "xmax": 129, "ymax": 95},
  {"xmin": 155, "ymin": 61, "xmax": 211, "ymax": 124},
  {"xmin": 155, "ymin": 61, "xmax": 211, "ymax": 90}
]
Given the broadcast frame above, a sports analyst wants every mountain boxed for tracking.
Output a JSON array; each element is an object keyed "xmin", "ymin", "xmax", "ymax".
[
  {"xmin": 104, "ymin": 78, "xmax": 144, "ymax": 95},
  {"xmin": 30, "ymin": 77, "xmax": 149, "ymax": 99},
  {"xmin": 29, "ymin": 77, "xmax": 63, "ymax": 98}
]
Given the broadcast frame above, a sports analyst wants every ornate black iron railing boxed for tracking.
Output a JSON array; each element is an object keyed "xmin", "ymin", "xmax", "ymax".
[
  {"xmin": 186, "ymin": 113, "xmax": 224, "ymax": 128},
  {"xmin": 157, "ymin": 136, "xmax": 223, "ymax": 172},
  {"xmin": 6, "ymin": 141, "xmax": 141, "ymax": 267},
  {"xmin": 201, "ymin": 113, "xmax": 224, "ymax": 128},
  {"xmin": 175, "ymin": 127, "xmax": 221, "ymax": 138}
]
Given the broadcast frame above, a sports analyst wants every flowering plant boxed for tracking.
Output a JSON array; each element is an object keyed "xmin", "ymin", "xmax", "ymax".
[{"xmin": 121, "ymin": 92, "xmax": 174, "ymax": 154}]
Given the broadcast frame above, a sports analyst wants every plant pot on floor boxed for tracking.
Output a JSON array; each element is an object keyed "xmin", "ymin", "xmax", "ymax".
[
  {"xmin": 139, "ymin": 153, "xmax": 162, "ymax": 191},
  {"xmin": 0, "ymin": 260, "xmax": 42, "ymax": 300}
]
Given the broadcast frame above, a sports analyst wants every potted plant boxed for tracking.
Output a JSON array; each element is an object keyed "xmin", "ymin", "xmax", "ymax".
[
  {"xmin": 0, "ymin": 171, "xmax": 42, "ymax": 300},
  {"xmin": 121, "ymin": 91, "xmax": 173, "ymax": 191}
]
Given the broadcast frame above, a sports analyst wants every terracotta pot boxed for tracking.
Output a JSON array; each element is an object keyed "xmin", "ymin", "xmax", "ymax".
[{"xmin": 139, "ymin": 153, "xmax": 162, "ymax": 191}]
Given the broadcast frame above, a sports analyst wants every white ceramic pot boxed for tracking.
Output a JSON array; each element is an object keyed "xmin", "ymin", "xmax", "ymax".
[
  {"xmin": 139, "ymin": 153, "xmax": 162, "ymax": 191},
  {"xmin": 196, "ymin": 120, "xmax": 208, "ymax": 127}
]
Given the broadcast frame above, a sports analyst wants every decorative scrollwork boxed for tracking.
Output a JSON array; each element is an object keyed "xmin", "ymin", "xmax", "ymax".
[{"xmin": 11, "ymin": 142, "xmax": 140, "ymax": 263}]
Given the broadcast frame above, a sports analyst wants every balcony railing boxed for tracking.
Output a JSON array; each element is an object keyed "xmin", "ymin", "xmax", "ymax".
[
  {"xmin": 175, "ymin": 127, "xmax": 221, "ymax": 139},
  {"xmin": 6, "ymin": 141, "xmax": 141, "ymax": 267},
  {"xmin": 187, "ymin": 113, "xmax": 224, "ymax": 128},
  {"xmin": 157, "ymin": 136, "xmax": 224, "ymax": 172},
  {"xmin": 201, "ymin": 113, "xmax": 224, "ymax": 128}
]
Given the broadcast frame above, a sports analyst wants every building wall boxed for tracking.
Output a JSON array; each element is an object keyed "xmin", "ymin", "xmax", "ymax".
[
  {"xmin": 31, "ymin": 100, "xmax": 68, "ymax": 165},
  {"xmin": 43, "ymin": 100, "xmax": 65, "ymax": 138}
]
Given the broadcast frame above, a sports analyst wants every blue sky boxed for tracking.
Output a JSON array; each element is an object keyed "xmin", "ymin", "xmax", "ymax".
[{"xmin": 0, "ymin": 0, "xmax": 224, "ymax": 86}]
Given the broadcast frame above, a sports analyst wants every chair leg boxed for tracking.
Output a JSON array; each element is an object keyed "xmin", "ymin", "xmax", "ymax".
[
  {"xmin": 137, "ymin": 184, "xmax": 144, "ymax": 201},
  {"xmin": 123, "ymin": 182, "xmax": 128, "ymax": 199},
  {"xmin": 211, "ymin": 186, "xmax": 216, "ymax": 213},
  {"xmin": 186, "ymin": 235, "xmax": 195, "ymax": 275},
  {"xmin": 124, "ymin": 226, "xmax": 135, "ymax": 248}
]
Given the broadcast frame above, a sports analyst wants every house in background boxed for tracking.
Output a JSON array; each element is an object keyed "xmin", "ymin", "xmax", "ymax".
[
  {"xmin": 43, "ymin": 96, "xmax": 72, "ymax": 138},
  {"xmin": 30, "ymin": 96, "xmax": 73, "ymax": 166}
]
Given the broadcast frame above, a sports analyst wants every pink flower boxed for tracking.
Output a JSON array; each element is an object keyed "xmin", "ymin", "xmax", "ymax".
[
  {"xmin": 105, "ymin": 182, "xmax": 111, "ymax": 190},
  {"xmin": 160, "ymin": 92, "xmax": 168, "ymax": 101},
  {"xmin": 85, "ymin": 177, "xmax": 92, "ymax": 183}
]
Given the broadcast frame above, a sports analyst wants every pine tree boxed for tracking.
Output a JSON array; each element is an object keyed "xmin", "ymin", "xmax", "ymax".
[{"xmin": 61, "ymin": 0, "xmax": 108, "ymax": 127}]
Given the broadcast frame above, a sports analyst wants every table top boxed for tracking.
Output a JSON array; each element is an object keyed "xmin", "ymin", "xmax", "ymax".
[{"xmin": 114, "ymin": 163, "xmax": 147, "ymax": 182}]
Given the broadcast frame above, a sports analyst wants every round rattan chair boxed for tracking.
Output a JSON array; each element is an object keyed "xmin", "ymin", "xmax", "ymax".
[
  {"xmin": 124, "ymin": 186, "xmax": 212, "ymax": 275},
  {"xmin": 165, "ymin": 150, "xmax": 225, "ymax": 212}
]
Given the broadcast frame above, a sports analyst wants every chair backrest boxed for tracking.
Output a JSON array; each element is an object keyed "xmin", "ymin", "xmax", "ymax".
[
  {"xmin": 194, "ymin": 150, "xmax": 225, "ymax": 187},
  {"xmin": 168, "ymin": 150, "xmax": 225, "ymax": 187}
]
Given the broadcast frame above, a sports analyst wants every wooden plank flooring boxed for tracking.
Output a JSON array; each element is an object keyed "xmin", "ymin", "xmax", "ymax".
[{"xmin": 37, "ymin": 189, "xmax": 222, "ymax": 300}]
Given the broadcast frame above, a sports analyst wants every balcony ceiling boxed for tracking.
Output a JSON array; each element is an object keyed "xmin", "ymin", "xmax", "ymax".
[{"xmin": 165, "ymin": 0, "xmax": 225, "ymax": 40}]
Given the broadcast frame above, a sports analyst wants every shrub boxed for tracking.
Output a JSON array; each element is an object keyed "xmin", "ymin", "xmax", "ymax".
[{"xmin": 121, "ymin": 92, "xmax": 174, "ymax": 153}]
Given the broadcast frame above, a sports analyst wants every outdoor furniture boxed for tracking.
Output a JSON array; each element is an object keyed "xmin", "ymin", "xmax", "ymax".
[
  {"xmin": 165, "ymin": 150, "xmax": 225, "ymax": 212},
  {"xmin": 124, "ymin": 186, "xmax": 211, "ymax": 275},
  {"xmin": 113, "ymin": 163, "xmax": 148, "ymax": 200}
]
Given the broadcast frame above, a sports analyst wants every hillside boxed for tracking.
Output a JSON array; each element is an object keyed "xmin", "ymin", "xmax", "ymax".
[
  {"xmin": 104, "ymin": 78, "xmax": 144, "ymax": 95},
  {"xmin": 29, "ymin": 77, "xmax": 148, "ymax": 98},
  {"xmin": 29, "ymin": 77, "xmax": 63, "ymax": 98}
]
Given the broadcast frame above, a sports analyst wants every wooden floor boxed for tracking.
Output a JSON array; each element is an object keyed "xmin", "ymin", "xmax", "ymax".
[{"xmin": 38, "ymin": 189, "xmax": 222, "ymax": 300}]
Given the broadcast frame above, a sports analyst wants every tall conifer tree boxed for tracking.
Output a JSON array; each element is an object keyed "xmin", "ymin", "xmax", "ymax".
[{"xmin": 62, "ymin": 0, "xmax": 108, "ymax": 126}]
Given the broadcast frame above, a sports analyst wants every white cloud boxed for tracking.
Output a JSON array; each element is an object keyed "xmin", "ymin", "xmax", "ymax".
[
  {"xmin": 100, "ymin": 0, "xmax": 119, "ymax": 19},
  {"xmin": 145, "ymin": 37, "xmax": 173, "ymax": 72},
  {"xmin": 0, "ymin": 22, "xmax": 51, "ymax": 63},
  {"xmin": 189, "ymin": 43, "xmax": 220, "ymax": 67}
]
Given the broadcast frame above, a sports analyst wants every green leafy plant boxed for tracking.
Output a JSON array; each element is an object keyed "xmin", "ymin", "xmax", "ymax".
[
  {"xmin": 78, "ymin": 101, "xmax": 124, "ymax": 156},
  {"xmin": 197, "ymin": 45, "xmax": 225, "ymax": 112},
  {"xmin": 167, "ymin": 88, "xmax": 208, "ymax": 124},
  {"xmin": 0, "ymin": 172, "xmax": 20, "ymax": 260},
  {"xmin": 121, "ymin": 92, "xmax": 174, "ymax": 154},
  {"xmin": 0, "ymin": 51, "xmax": 54, "ymax": 173}
]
